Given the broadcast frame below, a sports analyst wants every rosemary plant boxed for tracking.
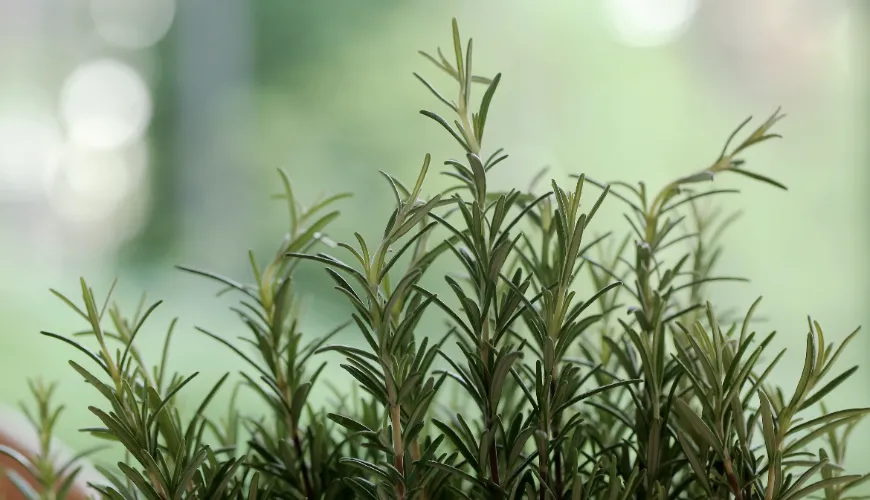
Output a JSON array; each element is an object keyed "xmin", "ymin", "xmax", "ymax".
[
  {"xmin": 7, "ymin": 18, "xmax": 868, "ymax": 500},
  {"xmin": 0, "ymin": 379, "xmax": 99, "ymax": 499}
]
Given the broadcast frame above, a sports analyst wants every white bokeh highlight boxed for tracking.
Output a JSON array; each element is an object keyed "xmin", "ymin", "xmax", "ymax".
[
  {"xmin": 90, "ymin": 0, "xmax": 176, "ymax": 49},
  {"xmin": 0, "ymin": 106, "xmax": 61, "ymax": 198},
  {"xmin": 604, "ymin": 0, "xmax": 699, "ymax": 47},
  {"xmin": 59, "ymin": 58, "xmax": 153, "ymax": 151},
  {"xmin": 43, "ymin": 141, "xmax": 147, "ymax": 223}
]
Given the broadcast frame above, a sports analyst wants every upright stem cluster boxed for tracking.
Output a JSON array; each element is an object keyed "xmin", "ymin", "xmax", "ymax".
[{"xmin": 24, "ymin": 17, "xmax": 870, "ymax": 500}]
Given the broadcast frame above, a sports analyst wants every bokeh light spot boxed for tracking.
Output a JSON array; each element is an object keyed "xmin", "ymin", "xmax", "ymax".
[
  {"xmin": 604, "ymin": 0, "xmax": 699, "ymax": 47},
  {"xmin": 90, "ymin": 0, "xmax": 176, "ymax": 49},
  {"xmin": 59, "ymin": 58, "xmax": 152, "ymax": 151},
  {"xmin": 43, "ymin": 142, "xmax": 146, "ymax": 223},
  {"xmin": 0, "ymin": 107, "xmax": 61, "ymax": 199}
]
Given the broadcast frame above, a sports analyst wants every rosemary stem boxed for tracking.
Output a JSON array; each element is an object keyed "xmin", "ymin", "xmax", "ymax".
[{"xmin": 391, "ymin": 404, "xmax": 406, "ymax": 500}]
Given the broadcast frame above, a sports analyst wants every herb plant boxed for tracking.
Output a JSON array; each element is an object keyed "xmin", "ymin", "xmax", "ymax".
[{"xmin": 6, "ymin": 18, "xmax": 868, "ymax": 500}]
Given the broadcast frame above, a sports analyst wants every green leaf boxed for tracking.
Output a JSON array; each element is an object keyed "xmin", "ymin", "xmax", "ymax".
[
  {"xmin": 451, "ymin": 18, "xmax": 464, "ymax": 84},
  {"xmin": 476, "ymin": 73, "xmax": 501, "ymax": 141},
  {"xmin": 760, "ymin": 392, "xmax": 778, "ymax": 460},
  {"xmin": 420, "ymin": 110, "xmax": 471, "ymax": 152},
  {"xmin": 552, "ymin": 379, "xmax": 640, "ymax": 415},
  {"xmin": 489, "ymin": 351, "xmax": 523, "ymax": 410},
  {"xmin": 3, "ymin": 469, "xmax": 40, "ymax": 500},
  {"xmin": 0, "ymin": 446, "xmax": 36, "ymax": 478},
  {"xmin": 728, "ymin": 167, "xmax": 788, "ymax": 190},
  {"xmin": 339, "ymin": 458, "xmax": 390, "ymax": 480},
  {"xmin": 798, "ymin": 366, "xmax": 858, "ymax": 411},
  {"xmin": 328, "ymin": 413, "xmax": 374, "ymax": 433},
  {"xmin": 286, "ymin": 211, "xmax": 341, "ymax": 254},
  {"xmin": 672, "ymin": 398, "xmax": 724, "ymax": 456},
  {"xmin": 414, "ymin": 73, "xmax": 458, "ymax": 111},
  {"xmin": 781, "ymin": 475, "xmax": 862, "ymax": 500},
  {"xmin": 117, "ymin": 462, "xmax": 163, "ymax": 500},
  {"xmin": 432, "ymin": 418, "xmax": 479, "ymax": 470},
  {"xmin": 290, "ymin": 382, "xmax": 312, "ymax": 425}
]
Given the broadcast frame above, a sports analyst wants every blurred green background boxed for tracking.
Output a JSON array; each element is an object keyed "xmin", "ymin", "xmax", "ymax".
[{"xmin": 1, "ymin": 0, "xmax": 868, "ymax": 479}]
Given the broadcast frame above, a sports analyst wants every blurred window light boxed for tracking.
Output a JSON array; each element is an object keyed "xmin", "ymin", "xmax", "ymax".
[
  {"xmin": 90, "ymin": 0, "xmax": 176, "ymax": 49},
  {"xmin": 603, "ymin": 0, "xmax": 699, "ymax": 47},
  {"xmin": 59, "ymin": 58, "xmax": 152, "ymax": 151},
  {"xmin": 0, "ymin": 107, "xmax": 61, "ymax": 200},
  {"xmin": 833, "ymin": 7, "xmax": 855, "ymax": 76},
  {"xmin": 690, "ymin": 0, "xmax": 855, "ymax": 99},
  {"xmin": 43, "ymin": 141, "xmax": 146, "ymax": 223}
]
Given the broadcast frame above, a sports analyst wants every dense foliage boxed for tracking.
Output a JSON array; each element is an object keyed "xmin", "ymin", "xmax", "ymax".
[{"xmin": 3, "ymin": 19, "xmax": 868, "ymax": 500}]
